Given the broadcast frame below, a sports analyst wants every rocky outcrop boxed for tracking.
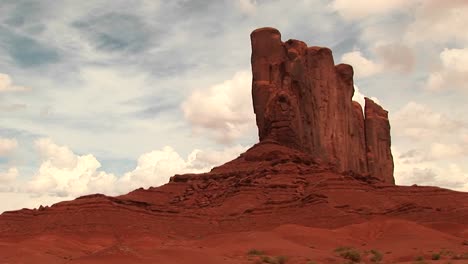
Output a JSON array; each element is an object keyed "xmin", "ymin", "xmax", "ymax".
[
  {"xmin": 2, "ymin": 141, "xmax": 467, "ymax": 263},
  {"xmin": 250, "ymin": 27, "xmax": 394, "ymax": 183},
  {"xmin": 365, "ymin": 98, "xmax": 395, "ymax": 184},
  {"xmin": 1, "ymin": 27, "xmax": 468, "ymax": 264}
]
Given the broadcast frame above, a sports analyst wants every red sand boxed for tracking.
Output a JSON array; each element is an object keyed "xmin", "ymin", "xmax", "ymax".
[{"xmin": 1, "ymin": 142, "xmax": 467, "ymax": 263}]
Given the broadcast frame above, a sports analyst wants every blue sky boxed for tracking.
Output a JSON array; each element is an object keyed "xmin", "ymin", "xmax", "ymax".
[{"xmin": 1, "ymin": 0, "xmax": 467, "ymax": 212}]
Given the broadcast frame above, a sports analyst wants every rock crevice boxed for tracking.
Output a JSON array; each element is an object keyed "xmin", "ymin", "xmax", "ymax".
[{"xmin": 251, "ymin": 27, "xmax": 394, "ymax": 184}]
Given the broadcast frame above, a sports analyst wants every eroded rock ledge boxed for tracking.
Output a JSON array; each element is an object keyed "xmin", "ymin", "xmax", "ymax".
[{"xmin": 250, "ymin": 27, "xmax": 394, "ymax": 184}]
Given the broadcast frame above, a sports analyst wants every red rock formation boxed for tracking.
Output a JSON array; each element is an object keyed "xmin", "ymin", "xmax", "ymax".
[
  {"xmin": 365, "ymin": 97, "xmax": 395, "ymax": 184},
  {"xmin": 251, "ymin": 27, "xmax": 393, "ymax": 183},
  {"xmin": 350, "ymin": 101, "xmax": 369, "ymax": 175},
  {"xmin": 1, "ymin": 27, "xmax": 465, "ymax": 264},
  {"xmin": 1, "ymin": 142, "xmax": 467, "ymax": 263}
]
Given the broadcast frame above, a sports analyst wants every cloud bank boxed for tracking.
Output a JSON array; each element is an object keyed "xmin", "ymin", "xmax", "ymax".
[{"xmin": 182, "ymin": 70, "xmax": 255, "ymax": 144}]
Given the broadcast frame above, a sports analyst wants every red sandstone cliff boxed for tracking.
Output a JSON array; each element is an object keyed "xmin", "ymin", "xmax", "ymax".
[
  {"xmin": 1, "ymin": 142, "xmax": 467, "ymax": 263},
  {"xmin": 0, "ymin": 27, "xmax": 467, "ymax": 264},
  {"xmin": 365, "ymin": 97, "xmax": 395, "ymax": 184},
  {"xmin": 251, "ymin": 27, "xmax": 394, "ymax": 183}
]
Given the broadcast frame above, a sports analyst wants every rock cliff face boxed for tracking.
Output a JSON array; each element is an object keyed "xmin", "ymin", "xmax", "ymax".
[
  {"xmin": 1, "ymin": 27, "xmax": 467, "ymax": 264},
  {"xmin": 1, "ymin": 141, "xmax": 467, "ymax": 263},
  {"xmin": 251, "ymin": 27, "xmax": 394, "ymax": 183},
  {"xmin": 365, "ymin": 98, "xmax": 395, "ymax": 184}
]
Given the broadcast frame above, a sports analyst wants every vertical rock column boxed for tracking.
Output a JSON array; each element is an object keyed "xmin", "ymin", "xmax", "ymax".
[
  {"xmin": 250, "ymin": 27, "xmax": 394, "ymax": 184},
  {"xmin": 250, "ymin": 27, "xmax": 303, "ymax": 149},
  {"xmin": 334, "ymin": 63, "xmax": 366, "ymax": 173},
  {"xmin": 365, "ymin": 98, "xmax": 395, "ymax": 184},
  {"xmin": 350, "ymin": 101, "xmax": 369, "ymax": 175}
]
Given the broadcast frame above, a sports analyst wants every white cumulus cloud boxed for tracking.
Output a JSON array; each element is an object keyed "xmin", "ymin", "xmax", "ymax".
[
  {"xmin": 27, "ymin": 139, "xmax": 116, "ymax": 197},
  {"xmin": 238, "ymin": 0, "xmax": 256, "ymax": 15},
  {"xmin": 404, "ymin": 1, "xmax": 468, "ymax": 45},
  {"xmin": 182, "ymin": 70, "xmax": 256, "ymax": 144},
  {"xmin": 392, "ymin": 101, "xmax": 468, "ymax": 191},
  {"xmin": 427, "ymin": 48, "xmax": 468, "ymax": 91},
  {"xmin": 118, "ymin": 146, "xmax": 200, "ymax": 191},
  {"xmin": 330, "ymin": 0, "xmax": 412, "ymax": 20},
  {"xmin": 0, "ymin": 167, "xmax": 18, "ymax": 184},
  {"xmin": 430, "ymin": 143, "xmax": 465, "ymax": 160},
  {"xmin": 0, "ymin": 73, "xmax": 29, "ymax": 92},
  {"xmin": 439, "ymin": 48, "xmax": 468, "ymax": 72},
  {"xmin": 35, "ymin": 138, "xmax": 78, "ymax": 168},
  {"xmin": 0, "ymin": 192, "xmax": 69, "ymax": 213},
  {"xmin": 24, "ymin": 138, "xmax": 247, "ymax": 199},
  {"xmin": 118, "ymin": 145, "xmax": 246, "ymax": 191},
  {"xmin": 341, "ymin": 51, "xmax": 382, "ymax": 78},
  {"xmin": 392, "ymin": 102, "xmax": 466, "ymax": 141},
  {"xmin": 0, "ymin": 167, "xmax": 19, "ymax": 192},
  {"xmin": 394, "ymin": 147, "xmax": 468, "ymax": 191}
]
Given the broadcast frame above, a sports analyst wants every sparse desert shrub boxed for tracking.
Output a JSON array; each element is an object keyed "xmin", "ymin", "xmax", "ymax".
[
  {"xmin": 342, "ymin": 250, "xmax": 361, "ymax": 263},
  {"xmin": 334, "ymin": 246, "xmax": 361, "ymax": 263},
  {"xmin": 440, "ymin": 249, "xmax": 454, "ymax": 256},
  {"xmin": 275, "ymin": 255, "xmax": 287, "ymax": 264},
  {"xmin": 431, "ymin": 253, "xmax": 441, "ymax": 260},
  {"xmin": 451, "ymin": 252, "xmax": 468, "ymax": 259},
  {"xmin": 248, "ymin": 249, "xmax": 264, "ymax": 255},
  {"xmin": 334, "ymin": 246, "xmax": 352, "ymax": 253},
  {"xmin": 260, "ymin": 255, "xmax": 287, "ymax": 264},
  {"xmin": 412, "ymin": 255, "xmax": 428, "ymax": 264},
  {"xmin": 369, "ymin": 249, "xmax": 383, "ymax": 262},
  {"xmin": 262, "ymin": 256, "xmax": 274, "ymax": 263}
]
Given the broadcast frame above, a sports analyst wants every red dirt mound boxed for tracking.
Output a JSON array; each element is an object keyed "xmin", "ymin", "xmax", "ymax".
[{"xmin": 1, "ymin": 142, "xmax": 467, "ymax": 263}]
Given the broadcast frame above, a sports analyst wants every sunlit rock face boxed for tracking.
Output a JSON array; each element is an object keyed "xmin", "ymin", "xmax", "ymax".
[{"xmin": 250, "ymin": 27, "xmax": 394, "ymax": 183}]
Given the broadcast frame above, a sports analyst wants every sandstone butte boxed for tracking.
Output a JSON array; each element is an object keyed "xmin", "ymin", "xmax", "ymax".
[
  {"xmin": 250, "ymin": 27, "xmax": 393, "ymax": 184},
  {"xmin": 0, "ymin": 28, "xmax": 467, "ymax": 264}
]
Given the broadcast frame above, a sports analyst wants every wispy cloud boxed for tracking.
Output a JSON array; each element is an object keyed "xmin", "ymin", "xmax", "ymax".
[
  {"xmin": 0, "ymin": 73, "xmax": 29, "ymax": 92},
  {"xmin": 0, "ymin": 137, "xmax": 17, "ymax": 156}
]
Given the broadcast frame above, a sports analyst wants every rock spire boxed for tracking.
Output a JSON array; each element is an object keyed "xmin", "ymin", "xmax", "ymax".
[{"xmin": 250, "ymin": 27, "xmax": 394, "ymax": 184}]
